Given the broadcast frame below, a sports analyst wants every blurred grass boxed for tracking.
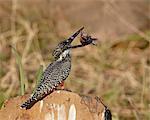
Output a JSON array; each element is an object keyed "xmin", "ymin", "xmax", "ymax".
[
  {"xmin": 33, "ymin": 65, "xmax": 43, "ymax": 93},
  {"xmin": 0, "ymin": 93, "xmax": 5, "ymax": 108},
  {"xmin": 35, "ymin": 65, "xmax": 43, "ymax": 86},
  {"xmin": 0, "ymin": 1, "xmax": 150, "ymax": 120},
  {"xmin": 12, "ymin": 46, "xmax": 25, "ymax": 95}
]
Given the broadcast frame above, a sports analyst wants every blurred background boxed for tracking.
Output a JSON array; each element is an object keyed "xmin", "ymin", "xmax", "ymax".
[{"xmin": 0, "ymin": 0, "xmax": 150, "ymax": 119}]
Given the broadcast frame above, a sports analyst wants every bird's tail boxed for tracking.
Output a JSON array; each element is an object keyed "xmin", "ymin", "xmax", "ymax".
[{"xmin": 20, "ymin": 96, "xmax": 37, "ymax": 110}]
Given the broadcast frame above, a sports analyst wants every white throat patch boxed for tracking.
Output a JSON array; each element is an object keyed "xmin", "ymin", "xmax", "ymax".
[{"xmin": 57, "ymin": 50, "xmax": 70, "ymax": 61}]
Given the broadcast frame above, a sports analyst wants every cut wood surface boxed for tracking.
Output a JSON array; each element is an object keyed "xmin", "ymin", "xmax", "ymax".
[{"xmin": 0, "ymin": 91, "xmax": 111, "ymax": 120}]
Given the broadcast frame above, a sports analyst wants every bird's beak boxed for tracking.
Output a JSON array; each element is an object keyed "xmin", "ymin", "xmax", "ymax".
[{"xmin": 67, "ymin": 27, "xmax": 84, "ymax": 44}]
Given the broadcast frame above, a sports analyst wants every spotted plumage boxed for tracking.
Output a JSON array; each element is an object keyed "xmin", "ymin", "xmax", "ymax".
[
  {"xmin": 20, "ymin": 27, "xmax": 84, "ymax": 109},
  {"xmin": 20, "ymin": 27, "xmax": 97, "ymax": 110}
]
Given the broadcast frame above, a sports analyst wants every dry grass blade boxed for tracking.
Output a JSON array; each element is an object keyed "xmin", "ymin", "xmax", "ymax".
[
  {"xmin": 33, "ymin": 65, "xmax": 43, "ymax": 93},
  {"xmin": 11, "ymin": 46, "xmax": 25, "ymax": 95}
]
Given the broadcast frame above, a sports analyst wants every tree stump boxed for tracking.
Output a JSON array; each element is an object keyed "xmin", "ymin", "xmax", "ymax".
[{"xmin": 0, "ymin": 90, "xmax": 112, "ymax": 120}]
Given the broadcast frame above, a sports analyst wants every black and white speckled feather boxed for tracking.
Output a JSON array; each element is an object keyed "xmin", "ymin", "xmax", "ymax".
[
  {"xmin": 20, "ymin": 27, "xmax": 84, "ymax": 109},
  {"xmin": 21, "ymin": 51, "xmax": 71, "ymax": 109}
]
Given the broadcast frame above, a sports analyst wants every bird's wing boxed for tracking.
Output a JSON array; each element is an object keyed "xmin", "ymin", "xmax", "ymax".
[{"xmin": 32, "ymin": 60, "xmax": 71, "ymax": 99}]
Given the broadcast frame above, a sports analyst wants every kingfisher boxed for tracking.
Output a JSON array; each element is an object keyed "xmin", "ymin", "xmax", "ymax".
[{"xmin": 20, "ymin": 27, "xmax": 96, "ymax": 109}]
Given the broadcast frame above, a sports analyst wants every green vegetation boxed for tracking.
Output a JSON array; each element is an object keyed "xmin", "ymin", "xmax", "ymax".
[
  {"xmin": 33, "ymin": 65, "xmax": 43, "ymax": 93},
  {"xmin": 12, "ymin": 46, "xmax": 25, "ymax": 96}
]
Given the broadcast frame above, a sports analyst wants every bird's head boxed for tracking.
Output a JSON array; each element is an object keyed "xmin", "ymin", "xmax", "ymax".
[{"xmin": 52, "ymin": 27, "xmax": 84, "ymax": 60}]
